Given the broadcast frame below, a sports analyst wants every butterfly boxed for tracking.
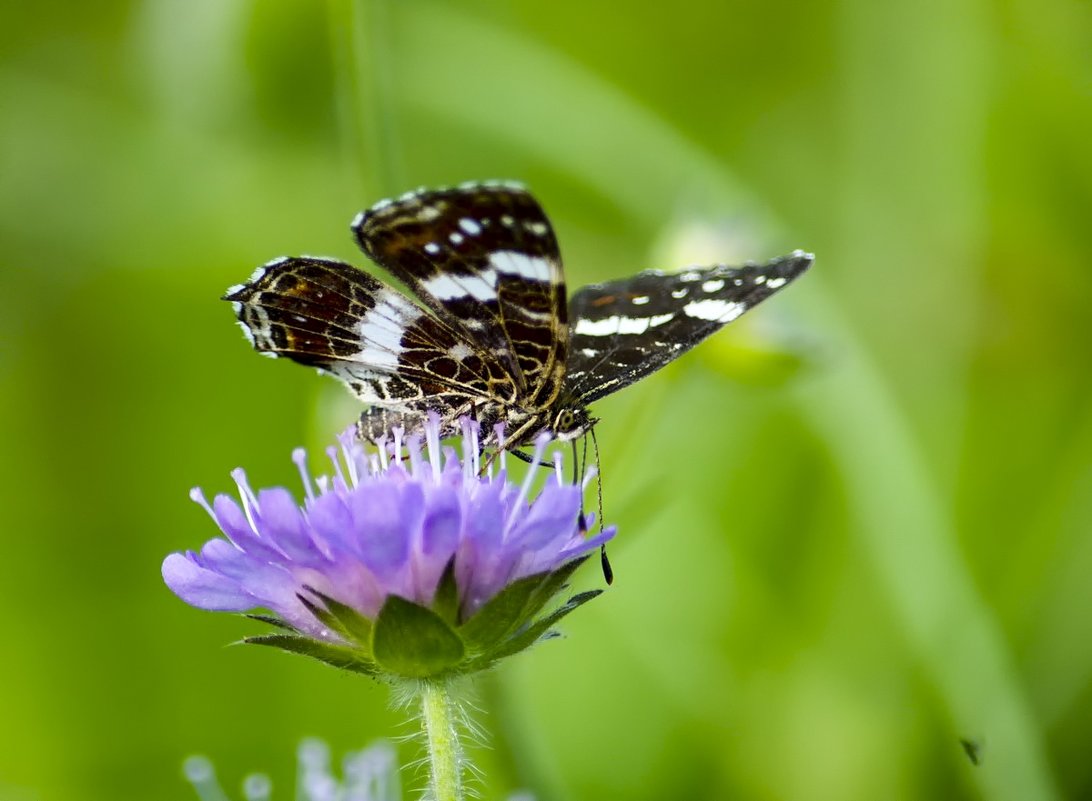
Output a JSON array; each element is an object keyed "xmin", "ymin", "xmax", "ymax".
[{"xmin": 226, "ymin": 182, "xmax": 812, "ymax": 450}]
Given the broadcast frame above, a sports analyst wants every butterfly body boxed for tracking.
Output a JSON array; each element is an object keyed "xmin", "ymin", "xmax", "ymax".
[{"xmin": 227, "ymin": 183, "xmax": 811, "ymax": 448}]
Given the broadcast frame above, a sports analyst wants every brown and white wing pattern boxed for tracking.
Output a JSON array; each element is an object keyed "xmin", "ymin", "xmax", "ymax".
[
  {"xmin": 226, "ymin": 183, "xmax": 573, "ymax": 443},
  {"xmin": 564, "ymin": 251, "xmax": 813, "ymax": 404},
  {"xmin": 225, "ymin": 256, "xmax": 503, "ymax": 422},
  {"xmin": 227, "ymin": 181, "xmax": 813, "ymax": 447},
  {"xmin": 352, "ymin": 183, "xmax": 568, "ymax": 412}
]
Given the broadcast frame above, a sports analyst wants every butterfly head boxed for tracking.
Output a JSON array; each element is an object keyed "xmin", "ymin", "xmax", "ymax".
[{"xmin": 549, "ymin": 405, "xmax": 596, "ymax": 441}]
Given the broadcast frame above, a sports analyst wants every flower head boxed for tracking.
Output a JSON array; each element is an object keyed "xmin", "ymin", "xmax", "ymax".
[{"xmin": 163, "ymin": 415, "xmax": 614, "ymax": 679}]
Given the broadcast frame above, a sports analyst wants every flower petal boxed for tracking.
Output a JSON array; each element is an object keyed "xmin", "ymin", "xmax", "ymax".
[
  {"xmin": 256, "ymin": 487, "xmax": 319, "ymax": 563},
  {"xmin": 211, "ymin": 494, "xmax": 283, "ymax": 561},
  {"xmin": 162, "ymin": 552, "xmax": 254, "ymax": 611},
  {"xmin": 422, "ymin": 485, "xmax": 461, "ymax": 557},
  {"xmin": 413, "ymin": 484, "xmax": 462, "ymax": 603},
  {"xmin": 308, "ymin": 491, "xmax": 354, "ymax": 556},
  {"xmin": 349, "ymin": 483, "xmax": 410, "ymax": 575},
  {"xmin": 510, "ymin": 483, "xmax": 581, "ymax": 550},
  {"xmin": 197, "ymin": 538, "xmax": 301, "ymax": 615}
]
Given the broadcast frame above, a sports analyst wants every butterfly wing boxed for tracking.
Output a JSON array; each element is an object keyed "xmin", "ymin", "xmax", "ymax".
[
  {"xmin": 352, "ymin": 183, "xmax": 569, "ymax": 411},
  {"xmin": 564, "ymin": 251, "xmax": 813, "ymax": 404},
  {"xmin": 225, "ymin": 256, "xmax": 510, "ymax": 413}
]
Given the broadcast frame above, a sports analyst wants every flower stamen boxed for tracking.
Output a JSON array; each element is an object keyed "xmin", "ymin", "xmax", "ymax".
[
  {"xmin": 392, "ymin": 426, "xmax": 404, "ymax": 467},
  {"xmin": 582, "ymin": 465, "xmax": 599, "ymax": 492},
  {"xmin": 291, "ymin": 448, "xmax": 316, "ymax": 505},
  {"xmin": 339, "ymin": 429, "xmax": 362, "ymax": 486},
  {"xmin": 188, "ymin": 487, "xmax": 217, "ymax": 522},
  {"xmin": 325, "ymin": 445, "xmax": 347, "ymax": 491},
  {"xmin": 426, "ymin": 411, "xmax": 443, "ymax": 480},
  {"xmin": 510, "ymin": 431, "xmax": 552, "ymax": 524},
  {"xmin": 406, "ymin": 433, "xmax": 425, "ymax": 479},
  {"xmin": 493, "ymin": 423, "xmax": 507, "ymax": 475},
  {"xmin": 374, "ymin": 433, "xmax": 389, "ymax": 473},
  {"xmin": 230, "ymin": 467, "xmax": 261, "ymax": 533}
]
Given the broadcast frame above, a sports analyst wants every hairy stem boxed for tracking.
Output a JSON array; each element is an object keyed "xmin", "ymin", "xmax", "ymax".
[{"xmin": 419, "ymin": 681, "xmax": 464, "ymax": 801}]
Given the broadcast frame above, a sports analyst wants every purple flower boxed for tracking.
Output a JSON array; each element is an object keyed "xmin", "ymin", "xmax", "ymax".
[{"xmin": 163, "ymin": 415, "xmax": 614, "ymax": 678}]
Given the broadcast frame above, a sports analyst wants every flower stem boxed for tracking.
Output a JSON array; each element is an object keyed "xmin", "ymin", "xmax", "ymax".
[{"xmin": 420, "ymin": 681, "xmax": 464, "ymax": 801}]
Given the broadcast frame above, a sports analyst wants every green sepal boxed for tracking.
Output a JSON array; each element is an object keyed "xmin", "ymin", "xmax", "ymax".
[
  {"xmin": 238, "ymin": 557, "xmax": 601, "ymax": 680},
  {"xmin": 458, "ymin": 556, "xmax": 589, "ymax": 654},
  {"xmin": 243, "ymin": 634, "xmax": 377, "ymax": 676},
  {"xmin": 245, "ymin": 613, "xmax": 297, "ymax": 632},
  {"xmin": 297, "ymin": 595, "xmax": 349, "ymax": 641},
  {"xmin": 431, "ymin": 557, "xmax": 460, "ymax": 626},
  {"xmin": 520, "ymin": 556, "xmax": 589, "ymax": 623},
  {"xmin": 372, "ymin": 595, "xmax": 465, "ymax": 678},
  {"xmin": 301, "ymin": 588, "xmax": 374, "ymax": 651},
  {"xmin": 458, "ymin": 571, "xmax": 552, "ymax": 653},
  {"xmin": 469, "ymin": 589, "xmax": 602, "ymax": 670}
]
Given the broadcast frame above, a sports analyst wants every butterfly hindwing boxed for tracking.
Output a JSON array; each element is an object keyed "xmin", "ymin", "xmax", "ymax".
[
  {"xmin": 564, "ymin": 251, "xmax": 813, "ymax": 404},
  {"xmin": 352, "ymin": 184, "xmax": 568, "ymax": 410}
]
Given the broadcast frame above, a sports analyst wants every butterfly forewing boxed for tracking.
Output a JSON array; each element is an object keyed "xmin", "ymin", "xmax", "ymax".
[
  {"xmin": 352, "ymin": 184, "xmax": 568, "ymax": 410},
  {"xmin": 224, "ymin": 256, "xmax": 505, "ymax": 410},
  {"xmin": 564, "ymin": 251, "xmax": 813, "ymax": 404}
]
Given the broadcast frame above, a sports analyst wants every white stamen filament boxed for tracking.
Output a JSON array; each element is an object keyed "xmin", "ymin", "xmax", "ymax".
[
  {"xmin": 325, "ymin": 446, "xmax": 347, "ymax": 491},
  {"xmin": 392, "ymin": 427, "xmax": 404, "ymax": 466},
  {"xmin": 493, "ymin": 423, "xmax": 508, "ymax": 474},
  {"xmin": 371, "ymin": 434, "xmax": 387, "ymax": 475},
  {"xmin": 460, "ymin": 418, "xmax": 473, "ymax": 481},
  {"xmin": 336, "ymin": 431, "xmax": 363, "ymax": 488},
  {"xmin": 406, "ymin": 434, "xmax": 425, "ymax": 479},
  {"xmin": 468, "ymin": 420, "xmax": 480, "ymax": 477},
  {"xmin": 425, "ymin": 412, "xmax": 443, "ymax": 480},
  {"xmin": 291, "ymin": 448, "xmax": 316, "ymax": 504},
  {"xmin": 230, "ymin": 468, "xmax": 261, "ymax": 534},
  {"xmin": 581, "ymin": 465, "xmax": 599, "ymax": 492},
  {"xmin": 188, "ymin": 487, "xmax": 218, "ymax": 523},
  {"xmin": 510, "ymin": 431, "xmax": 551, "ymax": 523},
  {"xmin": 553, "ymin": 451, "xmax": 564, "ymax": 484}
]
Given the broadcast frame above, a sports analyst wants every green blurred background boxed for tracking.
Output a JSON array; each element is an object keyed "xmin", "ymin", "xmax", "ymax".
[{"xmin": 2, "ymin": 1, "xmax": 1090, "ymax": 799}]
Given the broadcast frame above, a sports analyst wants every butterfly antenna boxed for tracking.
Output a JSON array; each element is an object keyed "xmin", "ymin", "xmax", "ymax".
[{"xmin": 590, "ymin": 426, "xmax": 613, "ymax": 585}]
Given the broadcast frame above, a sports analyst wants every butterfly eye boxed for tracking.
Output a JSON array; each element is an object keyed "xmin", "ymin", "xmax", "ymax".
[{"xmin": 555, "ymin": 409, "xmax": 575, "ymax": 432}]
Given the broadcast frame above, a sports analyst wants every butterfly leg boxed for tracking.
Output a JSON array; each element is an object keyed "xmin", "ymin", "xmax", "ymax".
[{"xmin": 509, "ymin": 449, "xmax": 554, "ymax": 468}]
